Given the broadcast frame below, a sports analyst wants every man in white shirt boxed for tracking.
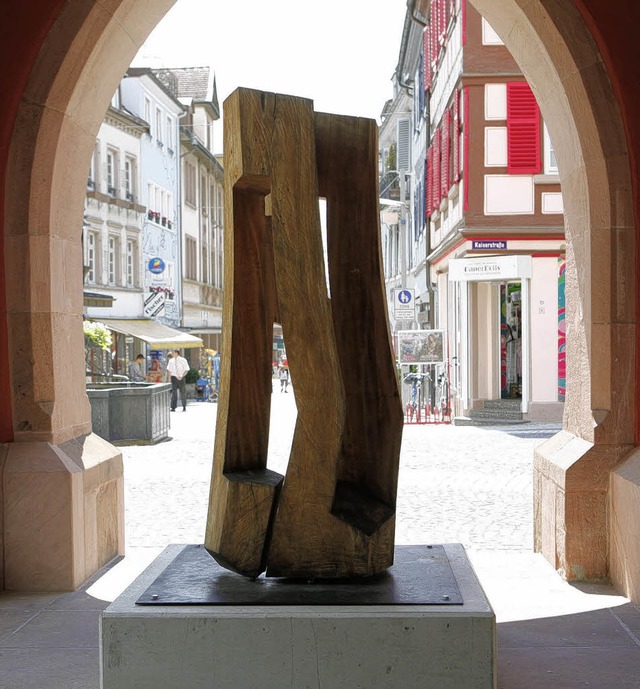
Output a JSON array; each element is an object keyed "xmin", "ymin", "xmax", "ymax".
[{"xmin": 166, "ymin": 349, "xmax": 190, "ymax": 411}]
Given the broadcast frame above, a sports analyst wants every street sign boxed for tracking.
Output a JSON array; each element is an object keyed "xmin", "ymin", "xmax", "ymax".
[
  {"xmin": 394, "ymin": 288, "xmax": 415, "ymax": 321},
  {"xmin": 144, "ymin": 291, "xmax": 165, "ymax": 318}
]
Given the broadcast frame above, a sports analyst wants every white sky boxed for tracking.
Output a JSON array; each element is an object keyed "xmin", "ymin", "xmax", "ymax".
[{"xmin": 132, "ymin": 0, "xmax": 407, "ymax": 152}]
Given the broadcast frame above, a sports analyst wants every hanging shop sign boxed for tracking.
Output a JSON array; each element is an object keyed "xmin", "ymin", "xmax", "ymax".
[
  {"xmin": 148, "ymin": 257, "xmax": 166, "ymax": 274},
  {"xmin": 449, "ymin": 255, "xmax": 532, "ymax": 282},
  {"xmin": 143, "ymin": 291, "xmax": 166, "ymax": 318}
]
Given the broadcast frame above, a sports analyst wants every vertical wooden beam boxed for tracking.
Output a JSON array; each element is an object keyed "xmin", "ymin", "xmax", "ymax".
[
  {"xmin": 315, "ymin": 112, "xmax": 404, "ymax": 537},
  {"xmin": 206, "ymin": 89, "xmax": 403, "ymax": 579},
  {"xmin": 204, "ymin": 90, "xmax": 282, "ymax": 577}
]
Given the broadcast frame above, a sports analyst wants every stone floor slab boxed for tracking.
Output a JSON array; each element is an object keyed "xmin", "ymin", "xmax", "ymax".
[
  {"xmin": 0, "ymin": 610, "xmax": 101, "ymax": 649},
  {"xmin": 0, "ymin": 647, "xmax": 100, "ymax": 689}
]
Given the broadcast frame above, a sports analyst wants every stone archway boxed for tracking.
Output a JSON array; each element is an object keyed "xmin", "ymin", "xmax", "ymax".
[
  {"xmin": 470, "ymin": 0, "xmax": 638, "ymax": 597},
  {"xmin": 1, "ymin": 0, "xmax": 638, "ymax": 598},
  {"xmin": 1, "ymin": 0, "xmax": 176, "ymax": 590}
]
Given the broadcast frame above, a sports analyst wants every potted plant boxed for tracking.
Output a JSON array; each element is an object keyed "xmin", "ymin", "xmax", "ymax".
[
  {"xmin": 83, "ymin": 320, "xmax": 112, "ymax": 381},
  {"xmin": 185, "ymin": 367, "xmax": 199, "ymax": 399}
]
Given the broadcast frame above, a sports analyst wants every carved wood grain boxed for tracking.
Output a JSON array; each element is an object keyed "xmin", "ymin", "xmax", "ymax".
[{"xmin": 205, "ymin": 88, "xmax": 403, "ymax": 579}]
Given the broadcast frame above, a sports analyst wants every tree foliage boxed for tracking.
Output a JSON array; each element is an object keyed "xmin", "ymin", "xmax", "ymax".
[{"xmin": 83, "ymin": 321, "xmax": 112, "ymax": 350}]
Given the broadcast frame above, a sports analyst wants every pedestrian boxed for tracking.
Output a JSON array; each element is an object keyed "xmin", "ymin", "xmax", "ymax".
[
  {"xmin": 278, "ymin": 366, "xmax": 289, "ymax": 393},
  {"xmin": 128, "ymin": 354, "xmax": 146, "ymax": 382},
  {"xmin": 166, "ymin": 349, "xmax": 190, "ymax": 411}
]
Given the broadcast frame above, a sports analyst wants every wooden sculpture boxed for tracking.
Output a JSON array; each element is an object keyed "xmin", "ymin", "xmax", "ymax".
[{"xmin": 204, "ymin": 88, "xmax": 404, "ymax": 579}]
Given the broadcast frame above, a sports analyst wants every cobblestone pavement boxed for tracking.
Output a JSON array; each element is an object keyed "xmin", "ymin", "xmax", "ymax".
[{"xmin": 122, "ymin": 384, "xmax": 559, "ymax": 556}]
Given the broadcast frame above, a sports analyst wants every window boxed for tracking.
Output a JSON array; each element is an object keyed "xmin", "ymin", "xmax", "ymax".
[
  {"xmin": 185, "ymin": 236, "xmax": 197, "ymax": 280},
  {"xmin": 543, "ymin": 124, "xmax": 558, "ymax": 175},
  {"xmin": 106, "ymin": 149, "xmax": 118, "ymax": 196},
  {"xmin": 86, "ymin": 231, "xmax": 98, "ymax": 284},
  {"xmin": 482, "ymin": 18, "xmax": 504, "ymax": 45},
  {"xmin": 184, "ymin": 162, "xmax": 196, "ymax": 206},
  {"xmin": 396, "ymin": 117, "xmax": 411, "ymax": 172},
  {"xmin": 144, "ymin": 98, "xmax": 151, "ymax": 125},
  {"xmin": 166, "ymin": 116, "xmax": 173, "ymax": 151},
  {"xmin": 201, "ymin": 243, "xmax": 208, "ymax": 284},
  {"xmin": 126, "ymin": 239, "xmax": 137, "ymax": 287},
  {"xmin": 108, "ymin": 236, "xmax": 119, "ymax": 285},
  {"xmin": 200, "ymin": 174, "xmax": 207, "ymax": 214},
  {"xmin": 88, "ymin": 146, "xmax": 98, "ymax": 189},
  {"xmin": 506, "ymin": 82, "xmax": 541, "ymax": 174},
  {"xmin": 124, "ymin": 157, "xmax": 135, "ymax": 201},
  {"xmin": 156, "ymin": 108, "xmax": 163, "ymax": 144}
]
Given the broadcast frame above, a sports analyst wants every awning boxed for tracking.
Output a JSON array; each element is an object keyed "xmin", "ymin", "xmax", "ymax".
[
  {"xmin": 83, "ymin": 291, "xmax": 115, "ymax": 308},
  {"xmin": 187, "ymin": 327, "xmax": 222, "ymax": 335},
  {"xmin": 98, "ymin": 319, "xmax": 204, "ymax": 349}
]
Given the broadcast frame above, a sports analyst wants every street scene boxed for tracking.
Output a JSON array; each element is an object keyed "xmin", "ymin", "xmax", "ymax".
[
  {"xmin": 122, "ymin": 391, "xmax": 555, "ymax": 557},
  {"xmin": 3, "ymin": 0, "xmax": 640, "ymax": 687}
]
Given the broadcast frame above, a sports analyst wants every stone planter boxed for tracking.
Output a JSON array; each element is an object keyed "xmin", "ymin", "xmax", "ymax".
[{"xmin": 87, "ymin": 382, "xmax": 171, "ymax": 444}]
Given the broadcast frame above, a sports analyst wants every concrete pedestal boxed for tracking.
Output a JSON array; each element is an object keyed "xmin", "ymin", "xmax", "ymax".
[{"xmin": 100, "ymin": 544, "xmax": 495, "ymax": 689}]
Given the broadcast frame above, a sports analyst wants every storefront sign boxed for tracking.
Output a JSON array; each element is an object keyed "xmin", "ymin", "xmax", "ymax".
[
  {"xmin": 144, "ymin": 291, "xmax": 165, "ymax": 317},
  {"xmin": 472, "ymin": 240, "xmax": 507, "ymax": 250},
  {"xmin": 449, "ymin": 255, "xmax": 532, "ymax": 282},
  {"xmin": 148, "ymin": 257, "xmax": 166, "ymax": 274}
]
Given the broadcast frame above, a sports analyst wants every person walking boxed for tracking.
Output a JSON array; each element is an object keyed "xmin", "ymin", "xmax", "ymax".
[
  {"xmin": 128, "ymin": 354, "xmax": 146, "ymax": 382},
  {"xmin": 278, "ymin": 366, "xmax": 289, "ymax": 393},
  {"xmin": 166, "ymin": 349, "xmax": 190, "ymax": 411}
]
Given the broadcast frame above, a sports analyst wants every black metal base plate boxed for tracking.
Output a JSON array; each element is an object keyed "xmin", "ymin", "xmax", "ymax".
[{"xmin": 135, "ymin": 544, "xmax": 463, "ymax": 606}]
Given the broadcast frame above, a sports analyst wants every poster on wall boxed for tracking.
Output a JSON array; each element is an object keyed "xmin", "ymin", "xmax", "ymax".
[{"xmin": 397, "ymin": 330, "xmax": 445, "ymax": 364}]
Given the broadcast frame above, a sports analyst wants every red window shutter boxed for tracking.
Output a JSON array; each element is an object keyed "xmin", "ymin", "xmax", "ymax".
[
  {"xmin": 431, "ymin": 0, "xmax": 440, "ymax": 70},
  {"xmin": 443, "ymin": 0, "xmax": 450, "ymax": 36},
  {"xmin": 431, "ymin": 16, "xmax": 438, "ymax": 71},
  {"xmin": 432, "ymin": 127, "xmax": 441, "ymax": 212},
  {"xmin": 441, "ymin": 110, "xmax": 451, "ymax": 197},
  {"xmin": 506, "ymin": 81, "xmax": 541, "ymax": 174},
  {"xmin": 424, "ymin": 26, "xmax": 432, "ymax": 91},
  {"xmin": 452, "ymin": 89, "xmax": 461, "ymax": 183},
  {"xmin": 426, "ymin": 145, "xmax": 434, "ymax": 218}
]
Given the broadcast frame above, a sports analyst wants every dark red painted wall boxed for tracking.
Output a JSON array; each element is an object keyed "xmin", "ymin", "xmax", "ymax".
[
  {"xmin": 0, "ymin": 2, "xmax": 66, "ymax": 442},
  {"xmin": 572, "ymin": 1, "xmax": 640, "ymax": 442}
]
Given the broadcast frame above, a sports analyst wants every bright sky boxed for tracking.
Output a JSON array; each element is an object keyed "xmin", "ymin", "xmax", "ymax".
[{"xmin": 132, "ymin": 0, "xmax": 407, "ymax": 151}]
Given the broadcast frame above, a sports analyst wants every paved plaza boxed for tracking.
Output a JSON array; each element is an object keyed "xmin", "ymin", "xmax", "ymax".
[
  {"xmin": 2, "ymin": 387, "xmax": 640, "ymax": 688},
  {"xmin": 123, "ymin": 387, "xmax": 548, "ymax": 557}
]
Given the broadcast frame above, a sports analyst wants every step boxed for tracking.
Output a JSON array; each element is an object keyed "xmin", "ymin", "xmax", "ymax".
[
  {"xmin": 453, "ymin": 416, "xmax": 529, "ymax": 427},
  {"xmin": 468, "ymin": 408, "xmax": 524, "ymax": 421},
  {"xmin": 482, "ymin": 399, "xmax": 522, "ymax": 410}
]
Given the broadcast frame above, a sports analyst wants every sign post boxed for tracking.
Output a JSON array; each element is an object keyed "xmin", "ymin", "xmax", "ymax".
[{"xmin": 394, "ymin": 288, "xmax": 416, "ymax": 322}]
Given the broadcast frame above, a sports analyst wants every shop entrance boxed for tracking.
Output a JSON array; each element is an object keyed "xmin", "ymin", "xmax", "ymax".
[{"xmin": 499, "ymin": 282, "xmax": 522, "ymax": 399}]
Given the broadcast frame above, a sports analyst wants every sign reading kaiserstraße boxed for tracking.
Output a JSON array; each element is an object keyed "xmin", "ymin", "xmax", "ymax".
[{"xmin": 394, "ymin": 287, "xmax": 415, "ymax": 321}]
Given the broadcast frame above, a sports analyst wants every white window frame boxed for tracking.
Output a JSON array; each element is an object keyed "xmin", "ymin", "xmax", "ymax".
[
  {"xmin": 543, "ymin": 124, "xmax": 559, "ymax": 175},
  {"xmin": 106, "ymin": 149, "xmax": 118, "ymax": 196},
  {"xmin": 126, "ymin": 238, "xmax": 136, "ymax": 287},
  {"xmin": 156, "ymin": 108, "xmax": 163, "ymax": 145},
  {"xmin": 87, "ymin": 231, "xmax": 97, "ymax": 284},
  {"xmin": 166, "ymin": 116, "xmax": 173, "ymax": 151},
  {"xmin": 108, "ymin": 235, "xmax": 118, "ymax": 285},
  {"xmin": 144, "ymin": 98, "xmax": 151, "ymax": 125}
]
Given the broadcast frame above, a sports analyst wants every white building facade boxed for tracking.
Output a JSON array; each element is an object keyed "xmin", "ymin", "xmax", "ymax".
[{"xmin": 121, "ymin": 68, "xmax": 184, "ymax": 330}]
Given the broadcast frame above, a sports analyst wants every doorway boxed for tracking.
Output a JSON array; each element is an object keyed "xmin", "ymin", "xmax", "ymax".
[{"xmin": 500, "ymin": 282, "xmax": 522, "ymax": 400}]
